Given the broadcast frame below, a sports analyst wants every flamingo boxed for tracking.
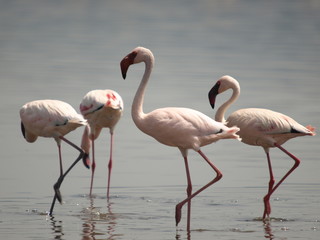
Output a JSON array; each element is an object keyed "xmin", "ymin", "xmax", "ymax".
[
  {"xmin": 20, "ymin": 99, "xmax": 87, "ymax": 215},
  {"xmin": 80, "ymin": 89, "xmax": 123, "ymax": 198},
  {"xmin": 120, "ymin": 46, "xmax": 241, "ymax": 230},
  {"xmin": 208, "ymin": 75, "xmax": 316, "ymax": 219}
]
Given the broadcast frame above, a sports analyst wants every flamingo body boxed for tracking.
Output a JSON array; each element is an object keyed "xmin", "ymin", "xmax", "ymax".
[
  {"xmin": 120, "ymin": 47, "xmax": 241, "ymax": 230},
  {"xmin": 137, "ymin": 107, "xmax": 238, "ymax": 150},
  {"xmin": 228, "ymin": 108, "xmax": 314, "ymax": 148},
  {"xmin": 209, "ymin": 75, "xmax": 315, "ymax": 219},
  {"xmin": 20, "ymin": 99, "xmax": 86, "ymax": 215},
  {"xmin": 21, "ymin": 100, "xmax": 86, "ymax": 141},
  {"xmin": 80, "ymin": 89, "xmax": 123, "ymax": 198}
]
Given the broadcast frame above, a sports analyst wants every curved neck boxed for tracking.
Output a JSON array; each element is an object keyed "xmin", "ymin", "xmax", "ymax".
[
  {"xmin": 131, "ymin": 54, "xmax": 154, "ymax": 124},
  {"xmin": 215, "ymin": 87, "xmax": 240, "ymax": 123}
]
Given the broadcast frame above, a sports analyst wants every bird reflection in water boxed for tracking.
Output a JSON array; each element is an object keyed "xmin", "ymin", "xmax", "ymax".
[
  {"xmin": 81, "ymin": 197, "xmax": 119, "ymax": 240},
  {"xmin": 263, "ymin": 219, "xmax": 274, "ymax": 240},
  {"xmin": 47, "ymin": 215, "xmax": 64, "ymax": 240},
  {"xmin": 263, "ymin": 217, "xmax": 290, "ymax": 240},
  {"xmin": 176, "ymin": 229, "xmax": 191, "ymax": 240}
]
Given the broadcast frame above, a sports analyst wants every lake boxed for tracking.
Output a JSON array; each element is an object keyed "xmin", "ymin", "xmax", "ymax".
[{"xmin": 0, "ymin": 0, "xmax": 319, "ymax": 239}]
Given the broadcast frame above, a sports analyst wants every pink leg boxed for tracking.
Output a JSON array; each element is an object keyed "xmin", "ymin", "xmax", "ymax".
[
  {"xmin": 175, "ymin": 150, "xmax": 222, "ymax": 227},
  {"xmin": 58, "ymin": 143, "xmax": 64, "ymax": 176},
  {"xmin": 55, "ymin": 143, "xmax": 64, "ymax": 203},
  {"xmin": 262, "ymin": 143, "xmax": 301, "ymax": 219},
  {"xmin": 49, "ymin": 143, "xmax": 64, "ymax": 215},
  {"xmin": 107, "ymin": 133, "xmax": 114, "ymax": 199},
  {"xmin": 263, "ymin": 150, "xmax": 275, "ymax": 219},
  {"xmin": 60, "ymin": 135, "xmax": 84, "ymax": 152},
  {"xmin": 182, "ymin": 156, "xmax": 192, "ymax": 231},
  {"xmin": 89, "ymin": 135, "xmax": 96, "ymax": 196}
]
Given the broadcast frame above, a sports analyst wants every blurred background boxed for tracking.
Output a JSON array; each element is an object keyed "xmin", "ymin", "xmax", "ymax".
[{"xmin": 0, "ymin": 0, "xmax": 319, "ymax": 239}]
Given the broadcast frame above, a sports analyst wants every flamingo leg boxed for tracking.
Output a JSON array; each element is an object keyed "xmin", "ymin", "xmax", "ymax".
[
  {"xmin": 107, "ymin": 132, "xmax": 114, "ymax": 199},
  {"xmin": 54, "ymin": 143, "xmax": 64, "ymax": 204},
  {"xmin": 175, "ymin": 150, "xmax": 222, "ymax": 227},
  {"xmin": 182, "ymin": 156, "xmax": 192, "ymax": 231},
  {"xmin": 89, "ymin": 134, "xmax": 96, "ymax": 196},
  {"xmin": 49, "ymin": 142, "xmax": 62, "ymax": 216},
  {"xmin": 262, "ymin": 143, "xmax": 301, "ymax": 219},
  {"xmin": 49, "ymin": 195, "xmax": 57, "ymax": 216},
  {"xmin": 49, "ymin": 136, "xmax": 84, "ymax": 215},
  {"xmin": 263, "ymin": 150, "xmax": 275, "ymax": 219}
]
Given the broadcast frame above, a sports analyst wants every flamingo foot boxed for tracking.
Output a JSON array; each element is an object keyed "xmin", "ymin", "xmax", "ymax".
[
  {"xmin": 107, "ymin": 157, "xmax": 112, "ymax": 199},
  {"xmin": 53, "ymin": 182, "xmax": 62, "ymax": 204},
  {"xmin": 175, "ymin": 203, "xmax": 183, "ymax": 226},
  {"xmin": 263, "ymin": 195, "xmax": 271, "ymax": 219},
  {"xmin": 53, "ymin": 180, "xmax": 63, "ymax": 204},
  {"xmin": 55, "ymin": 189, "xmax": 62, "ymax": 204}
]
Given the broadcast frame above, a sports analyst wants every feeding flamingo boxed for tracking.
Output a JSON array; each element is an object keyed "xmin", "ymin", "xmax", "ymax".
[
  {"xmin": 80, "ymin": 89, "xmax": 123, "ymax": 198},
  {"xmin": 120, "ymin": 46, "xmax": 241, "ymax": 230},
  {"xmin": 208, "ymin": 75, "xmax": 316, "ymax": 219},
  {"xmin": 20, "ymin": 99, "xmax": 87, "ymax": 215}
]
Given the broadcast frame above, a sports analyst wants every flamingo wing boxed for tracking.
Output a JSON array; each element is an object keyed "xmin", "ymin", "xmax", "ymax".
[
  {"xmin": 227, "ymin": 108, "xmax": 314, "ymax": 147},
  {"xmin": 139, "ymin": 107, "xmax": 239, "ymax": 149},
  {"xmin": 20, "ymin": 100, "xmax": 85, "ymax": 140}
]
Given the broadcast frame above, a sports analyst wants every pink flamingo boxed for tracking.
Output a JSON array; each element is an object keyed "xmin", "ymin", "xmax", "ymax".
[
  {"xmin": 80, "ymin": 89, "xmax": 123, "ymax": 198},
  {"xmin": 120, "ymin": 47, "xmax": 241, "ymax": 230},
  {"xmin": 20, "ymin": 99, "xmax": 87, "ymax": 215},
  {"xmin": 208, "ymin": 75, "xmax": 316, "ymax": 219}
]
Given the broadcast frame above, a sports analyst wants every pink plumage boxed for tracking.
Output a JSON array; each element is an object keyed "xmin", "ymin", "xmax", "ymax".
[
  {"xmin": 20, "ymin": 99, "xmax": 86, "ymax": 215},
  {"xmin": 120, "ymin": 47, "xmax": 241, "ymax": 230},
  {"xmin": 80, "ymin": 89, "xmax": 123, "ymax": 198},
  {"xmin": 209, "ymin": 75, "xmax": 315, "ymax": 219}
]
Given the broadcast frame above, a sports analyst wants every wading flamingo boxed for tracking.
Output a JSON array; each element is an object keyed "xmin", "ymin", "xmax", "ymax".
[
  {"xmin": 120, "ymin": 47, "xmax": 241, "ymax": 230},
  {"xmin": 20, "ymin": 99, "xmax": 87, "ymax": 215},
  {"xmin": 80, "ymin": 89, "xmax": 123, "ymax": 198},
  {"xmin": 208, "ymin": 75, "xmax": 316, "ymax": 219}
]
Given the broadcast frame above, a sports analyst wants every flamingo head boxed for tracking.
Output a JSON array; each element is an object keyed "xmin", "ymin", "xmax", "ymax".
[
  {"xmin": 208, "ymin": 75, "xmax": 240, "ymax": 109},
  {"xmin": 120, "ymin": 46, "xmax": 154, "ymax": 79}
]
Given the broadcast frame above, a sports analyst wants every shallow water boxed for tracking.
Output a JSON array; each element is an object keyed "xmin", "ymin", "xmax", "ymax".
[{"xmin": 1, "ymin": 0, "xmax": 320, "ymax": 239}]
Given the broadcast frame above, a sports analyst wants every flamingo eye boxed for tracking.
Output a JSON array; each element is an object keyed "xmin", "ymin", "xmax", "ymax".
[{"xmin": 217, "ymin": 129, "xmax": 223, "ymax": 134}]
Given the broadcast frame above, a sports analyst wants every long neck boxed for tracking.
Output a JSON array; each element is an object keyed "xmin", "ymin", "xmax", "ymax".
[
  {"xmin": 131, "ymin": 54, "xmax": 154, "ymax": 125},
  {"xmin": 215, "ymin": 86, "xmax": 240, "ymax": 123}
]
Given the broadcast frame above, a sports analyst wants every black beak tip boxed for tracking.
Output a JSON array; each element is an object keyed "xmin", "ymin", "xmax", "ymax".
[
  {"xmin": 82, "ymin": 153, "xmax": 90, "ymax": 169},
  {"xmin": 21, "ymin": 122, "xmax": 26, "ymax": 139}
]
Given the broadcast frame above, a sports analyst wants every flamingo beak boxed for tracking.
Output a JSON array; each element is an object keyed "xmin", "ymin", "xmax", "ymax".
[
  {"xmin": 108, "ymin": 104, "xmax": 123, "ymax": 111},
  {"xmin": 115, "ymin": 105, "xmax": 123, "ymax": 111},
  {"xmin": 82, "ymin": 152, "xmax": 90, "ymax": 169},
  {"xmin": 208, "ymin": 81, "xmax": 221, "ymax": 109},
  {"xmin": 120, "ymin": 58, "xmax": 129, "ymax": 79},
  {"xmin": 120, "ymin": 51, "xmax": 138, "ymax": 79},
  {"xmin": 21, "ymin": 122, "xmax": 26, "ymax": 139}
]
